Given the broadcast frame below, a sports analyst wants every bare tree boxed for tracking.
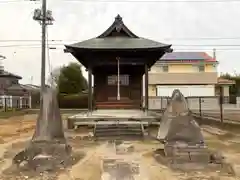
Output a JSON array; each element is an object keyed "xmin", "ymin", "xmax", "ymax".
[{"xmin": 47, "ymin": 66, "xmax": 61, "ymax": 87}]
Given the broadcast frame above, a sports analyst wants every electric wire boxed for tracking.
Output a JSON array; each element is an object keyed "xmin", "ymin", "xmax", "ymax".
[
  {"xmin": 3, "ymin": 37, "xmax": 240, "ymax": 42},
  {"xmin": 3, "ymin": 43, "xmax": 240, "ymax": 47},
  {"xmin": 1, "ymin": 0, "xmax": 240, "ymax": 3}
]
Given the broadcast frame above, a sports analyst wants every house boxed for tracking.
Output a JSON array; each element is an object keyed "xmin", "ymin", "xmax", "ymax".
[
  {"xmin": 0, "ymin": 70, "xmax": 23, "ymax": 95},
  {"xmin": 148, "ymin": 51, "xmax": 233, "ymax": 97}
]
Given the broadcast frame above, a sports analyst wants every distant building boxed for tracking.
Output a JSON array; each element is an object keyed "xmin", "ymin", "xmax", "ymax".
[
  {"xmin": 0, "ymin": 69, "xmax": 40, "ymax": 96},
  {"xmin": 148, "ymin": 52, "xmax": 234, "ymax": 97}
]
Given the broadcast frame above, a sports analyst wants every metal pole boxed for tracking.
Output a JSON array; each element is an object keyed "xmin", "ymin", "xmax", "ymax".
[
  {"xmin": 219, "ymin": 87, "xmax": 223, "ymax": 124},
  {"xmin": 199, "ymin": 97, "xmax": 202, "ymax": 118},
  {"xmin": 41, "ymin": 0, "xmax": 47, "ymax": 92},
  {"xmin": 117, "ymin": 57, "xmax": 120, "ymax": 100}
]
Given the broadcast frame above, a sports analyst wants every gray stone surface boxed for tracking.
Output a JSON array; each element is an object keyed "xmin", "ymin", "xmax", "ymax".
[
  {"xmin": 154, "ymin": 89, "xmax": 230, "ymax": 172},
  {"xmin": 13, "ymin": 87, "xmax": 72, "ymax": 172},
  {"xmin": 157, "ymin": 89, "xmax": 204, "ymax": 144},
  {"xmin": 32, "ymin": 87, "xmax": 65, "ymax": 142}
]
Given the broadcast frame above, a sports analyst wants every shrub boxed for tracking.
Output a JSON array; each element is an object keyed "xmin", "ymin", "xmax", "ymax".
[{"xmin": 58, "ymin": 93, "xmax": 89, "ymax": 109}]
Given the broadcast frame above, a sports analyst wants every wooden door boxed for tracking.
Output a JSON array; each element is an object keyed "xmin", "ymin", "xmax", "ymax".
[{"xmin": 107, "ymin": 74, "xmax": 130, "ymax": 101}]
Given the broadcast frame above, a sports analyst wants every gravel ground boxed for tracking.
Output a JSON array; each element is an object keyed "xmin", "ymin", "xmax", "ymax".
[{"xmin": 0, "ymin": 114, "xmax": 239, "ymax": 180}]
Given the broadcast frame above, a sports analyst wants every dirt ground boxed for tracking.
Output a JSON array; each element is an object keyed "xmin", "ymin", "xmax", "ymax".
[
  {"xmin": 0, "ymin": 114, "xmax": 239, "ymax": 180},
  {"xmin": 199, "ymin": 111, "xmax": 240, "ymax": 122}
]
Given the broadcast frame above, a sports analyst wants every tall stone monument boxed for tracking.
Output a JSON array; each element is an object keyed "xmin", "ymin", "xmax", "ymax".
[{"xmin": 13, "ymin": 87, "xmax": 71, "ymax": 171}]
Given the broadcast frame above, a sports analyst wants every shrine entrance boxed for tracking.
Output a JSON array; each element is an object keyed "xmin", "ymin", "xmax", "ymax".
[
  {"xmin": 107, "ymin": 74, "xmax": 130, "ymax": 101},
  {"xmin": 93, "ymin": 64, "xmax": 143, "ymax": 109}
]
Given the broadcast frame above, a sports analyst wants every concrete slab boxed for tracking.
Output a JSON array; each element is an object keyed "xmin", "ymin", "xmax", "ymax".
[
  {"xmin": 67, "ymin": 109, "xmax": 161, "ymax": 127},
  {"xmin": 69, "ymin": 109, "xmax": 157, "ymax": 119}
]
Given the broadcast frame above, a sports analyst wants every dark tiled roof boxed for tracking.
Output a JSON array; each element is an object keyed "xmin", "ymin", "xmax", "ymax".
[
  {"xmin": 160, "ymin": 52, "xmax": 214, "ymax": 61},
  {"xmin": 23, "ymin": 84, "xmax": 41, "ymax": 90},
  {"xmin": 65, "ymin": 15, "xmax": 171, "ymax": 51},
  {"xmin": 67, "ymin": 37, "xmax": 171, "ymax": 50},
  {"xmin": 0, "ymin": 70, "xmax": 22, "ymax": 79},
  {"xmin": 7, "ymin": 84, "xmax": 41, "ymax": 91},
  {"xmin": 7, "ymin": 84, "xmax": 27, "ymax": 91}
]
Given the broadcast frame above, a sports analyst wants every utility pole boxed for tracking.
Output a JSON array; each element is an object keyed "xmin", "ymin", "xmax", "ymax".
[
  {"xmin": 33, "ymin": 2, "xmax": 54, "ymax": 92},
  {"xmin": 213, "ymin": 48, "xmax": 216, "ymax": 60},
  {"xmin": 41, "ymin": 0, "xmax": 47, "ymax": 92}
]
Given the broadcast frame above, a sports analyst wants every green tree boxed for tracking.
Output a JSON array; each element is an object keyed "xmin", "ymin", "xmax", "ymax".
[{"xmin": 57, "ymin": 62, "xmax": 87, "ymax": 94}]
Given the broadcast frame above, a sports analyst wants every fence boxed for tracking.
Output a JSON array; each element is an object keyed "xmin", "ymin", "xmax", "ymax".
[
  {"xmin": 147, "ymin": 95, "xmax": 240, "ymax": 124},
  {"xmin": 0, "ymin": 95, "xmax": 31, "ymax": 111}
]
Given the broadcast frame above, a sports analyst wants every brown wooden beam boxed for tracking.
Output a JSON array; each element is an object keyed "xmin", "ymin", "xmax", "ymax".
[
  {"xmin": 144, "ymin": 64, "xmax": 149, "ymax": 111},
  {"xmin": 88, "ymin": 67, "xmax": 93, "ymax": 112}
]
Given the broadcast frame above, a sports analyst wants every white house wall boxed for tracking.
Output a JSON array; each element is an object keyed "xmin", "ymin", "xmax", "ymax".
[{"xmin": 157, "ymin": 85, "xmax": 215, "ymax": 97}]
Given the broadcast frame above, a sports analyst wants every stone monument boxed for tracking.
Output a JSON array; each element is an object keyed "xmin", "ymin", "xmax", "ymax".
[{"xmin": 12, "ymin": 87, "xmax": 71, "ymax": 172}]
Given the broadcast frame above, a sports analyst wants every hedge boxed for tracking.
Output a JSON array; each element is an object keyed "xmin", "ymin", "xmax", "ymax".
[{"xmin": 58, "ymin": 93, "xmax": 89, "ymax": 109}]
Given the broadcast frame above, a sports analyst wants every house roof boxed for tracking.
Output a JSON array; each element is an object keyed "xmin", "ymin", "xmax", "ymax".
[
  {"xmin": 0, "ymin": 70, "xmax": 22, "ymax": 79},
  {"xmin": 23, "ymin": 84, "xmax": 41, "ymax": 90},
  {"xmin": 6, "ymin": 84, "xmax": 27, "ymax": 91},
  {"xmin": 6, "ymin": 84, "xmax": 41, "ymax": 91},
  {"xmin": 160, "ymin": 52, "xmax": 216, "ymax": 62},
  {"xmin": 217, "ymin": 77, "xmax": 235, "ymax": 85},
  {"xmin": 67, "ymin": 37, "xmax": 171, "ymax": 50}
]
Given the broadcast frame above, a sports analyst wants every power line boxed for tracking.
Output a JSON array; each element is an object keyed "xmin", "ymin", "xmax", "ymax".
[
  {"xmin": 173, "ymin": 44, "xmax": 240, "ymax": 46},
  {"xmin": 163, "ymin": 37, "xmax": 240, "ymax": 40},
  {"xmin": 3, "ymin": 43, "xmax": 240, "ymax": 47},
  {"xmin": 2, "ymin": 45, "xmax": 240, "ymax": 51},
  {"xmin": 0, "ymin": 40, "xmax": 62, "ymax": 42},
  {"xmin": 60, "ymin": 0, "xmax": 240, "ymax": 2},
  {"xmin": 3, "ymin": 37, "xmax": 240, "ymax": 43},
  {"xmin": 1, "ymin": 0, "xmax": 240, "ymax": 3},
  {"xmin": 0, "ymin": 0, "xmax": 40, "ymax": 3}
]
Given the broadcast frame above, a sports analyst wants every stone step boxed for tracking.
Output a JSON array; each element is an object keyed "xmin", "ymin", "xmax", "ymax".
[
  {"xmin": 95, "ymin": 132, "xmax": 143, "ymax": 136},
  {"xmin": 164, "ymin": 146, "xmax": 211, "ymax": 164},
  {"xmin": 94, "ymin": 122, "xmax": 144, "ymax": 140},
  {"xmin": 95, "ymin": 124, "xmax": 143, "ymax": 128},
  {"xmin": 95, "ymin": 129, "xmax": 143, "ymax": 134},
  {"xmin": 96, "ymin": 135, "xmax": 143, "ymax": 141}
]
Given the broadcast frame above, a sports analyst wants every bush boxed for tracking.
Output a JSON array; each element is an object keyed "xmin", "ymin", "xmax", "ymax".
[{"xmin": 58, "ymin": 93, "xmax": 89, "ymax": 109}]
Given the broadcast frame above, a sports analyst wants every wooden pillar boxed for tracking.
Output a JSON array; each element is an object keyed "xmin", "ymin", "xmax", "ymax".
[
  {"xmin": 88, "ymin": 67, "xmax": 93, "ymax": 112},
  {"xmin": 145, "ymin": 64, "xmax": 149, "ymax": 111}
]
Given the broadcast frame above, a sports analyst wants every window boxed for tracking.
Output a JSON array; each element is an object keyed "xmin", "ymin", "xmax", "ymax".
[
  {"xmin": 12, "ymin": 80, "xmax": 18, "ymax": 84},
  {"xmin": 107, "ymin": 75, "xmax": 117, "ymax": 85},
  {"xmin": 162, "ymin": 65, "xmax": 169, "ymax": 72},
  {"xmin": 120, "ymin": 75, "xmax": 129, "ymax": 85},
  {"xmin": 107, "ymin": 75, "xmax": 129, "ymax": 86},
  {"xmin": 198, "ymin": 65, "xmax": 205, "ymax": 72}
]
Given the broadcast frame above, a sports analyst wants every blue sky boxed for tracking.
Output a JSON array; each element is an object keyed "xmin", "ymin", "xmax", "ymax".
[{"xmin": 0, "ymin": 0, "xmax": 240, "ymax": 85}]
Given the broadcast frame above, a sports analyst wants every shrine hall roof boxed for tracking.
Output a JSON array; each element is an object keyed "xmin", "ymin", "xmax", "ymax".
[
  {"xmin": 66, "ymin": 37, "xmax": 171, "ymax": 50},
  {"xmin": 65, "ymin": 15, "xmax": 172, "ymax": 51}
]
